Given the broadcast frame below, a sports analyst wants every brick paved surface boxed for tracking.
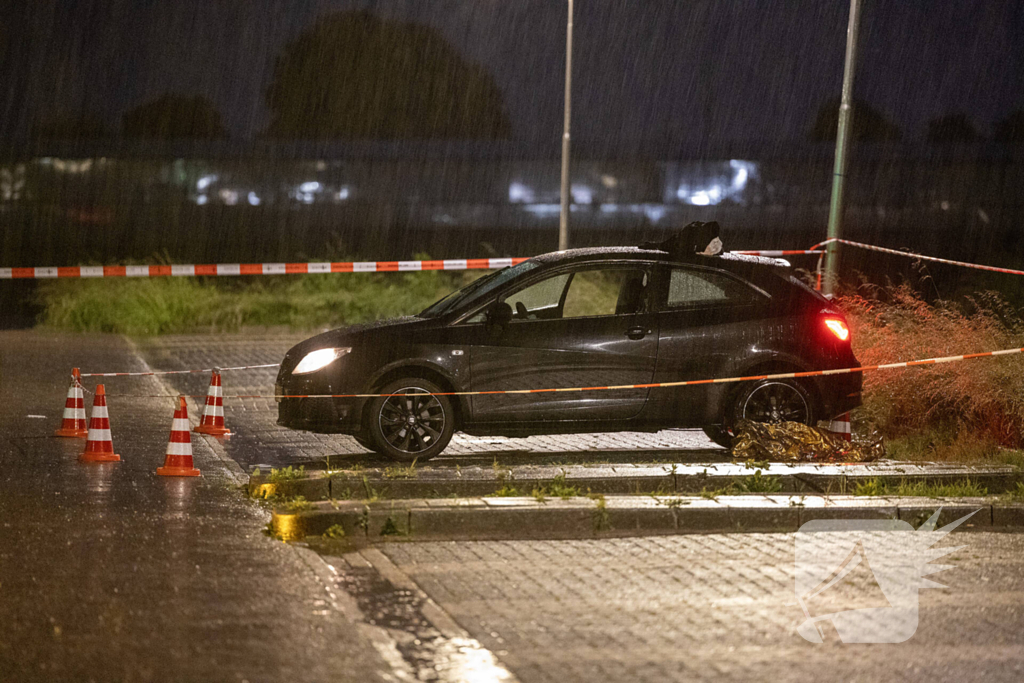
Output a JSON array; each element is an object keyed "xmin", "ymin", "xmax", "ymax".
[
  {"xmin": 134, "ymin": 334, "xmax": 722, "ymax": 471},
  {"xmin": 380, "ymin": 534, "xmax": 1024, "ymax": 683}
]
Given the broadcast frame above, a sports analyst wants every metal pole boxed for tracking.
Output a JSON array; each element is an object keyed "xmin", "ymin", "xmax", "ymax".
[
  {"xmin": 824, "ymin": 0, "xmax": 862, "ymax": 295},
  {"xmin": 559, "ymin": 0, "xmax": 574, "ymax": 251}
]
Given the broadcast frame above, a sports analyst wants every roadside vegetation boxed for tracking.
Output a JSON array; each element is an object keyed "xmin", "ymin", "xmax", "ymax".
[
  {"xmin": 852, "ymin": 477, "xmax": 988, "ymax": 498},
  {"xmin": 838, "ymin": 283, "xmax": 1024, "ymax": 465},
  {"xmin": 35, "ymin": 261, "xmax": 480, "ymax": 335}
]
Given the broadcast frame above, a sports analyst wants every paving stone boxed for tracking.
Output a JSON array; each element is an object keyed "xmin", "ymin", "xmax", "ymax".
[{"xmin": 378, "ymin": 533, "xmax": 1024, "ymax": 683}]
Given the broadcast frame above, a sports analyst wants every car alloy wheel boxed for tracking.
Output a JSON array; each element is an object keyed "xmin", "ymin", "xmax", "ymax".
[
  {"xmin": 706, "ymin": 378, "xmax": 817, "ymax": 449},
  {"xmin": 367, "ymin": 378, "xmax": 455, "ymax": 462},
  {"xmin": 740, "ymin": 380, "xmax": 812, "ymax": 424}
]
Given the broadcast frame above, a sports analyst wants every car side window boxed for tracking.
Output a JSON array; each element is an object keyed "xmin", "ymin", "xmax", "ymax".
[
  {"xmin": 504, "ymin": 273, "xmax": 571, "ymax": 320},
  {"xmin": 667, "ymin": 268, "xmax": 761, "ymax": 307},
  {"xmin": 461, "ymin": 265, "xmax": 651, "ymax": 324},
  {"xmin": 562, "ymin": 268, "xmax": 648, "ymax": 318}
]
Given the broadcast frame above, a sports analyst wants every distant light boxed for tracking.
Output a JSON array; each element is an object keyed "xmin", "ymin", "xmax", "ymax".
[
  {"xmin": 219, "ymin": 189, "xmax": 239, "ymax": 206},
  {"xmin": 644, "ymin": 205, "xmax": 667, "ymax": 222},
  {"xmin": 600, "ymin": 174, "xmax": 618, "ymax": 189},
  {"xmin": 247, "ymin": 191, "xmax": 261, "ymax": 206},
  {"xmin": 524, "ymin": 203, "xmax": 560, "ymax": 215},
  {"xmin": 940, "ymin": 201, "xmax": 950, "ymax": 211},
  {"xmin": 508, "ymin": 182, "xmax": 535, "ymax": 203},
  {"xmin": 196, "ymin": 194, "xmax": 208, "ymax": 205},
  {"xmin": 728, "ymin": 160, "xmax": 756, "ymax": 192},
  {"xmin": 600, "ymin": 203, "xmax": 619, "ymax": 213},
  {"xmin": 336, "ymin": 187, "xmax": 350, "ymax": 201},
  {"xmin": 571, "ymin": 185, "xmax": 593, "ymax": 205},
  {"xmin": 299, "ymin": 181, "xmax": 321, "ymax": 193},
  {"xmin": 300, "ymin": 192, "xmax": 314, "ymax": 204},
  {"xmin": 675, "ymin": 160, "xmax": 758, "ymax": 206},
  {"xmin": 196, "ymin": 175, "xmax": 218, "ymax": 191}
]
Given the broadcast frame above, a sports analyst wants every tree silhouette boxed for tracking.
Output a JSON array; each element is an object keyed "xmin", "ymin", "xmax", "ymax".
[
  {"xmin": 265, "ymin": 11, "xmax": 511, "ymax": 140},
  {"xmin": 32, "ymin": 112, "xmax": 109, "ymax": 140},
  {"xmin": 927, "ymin": 112, "xmax": 978, "ymax": 143},
  {"xmin": 994, "ymin": 110, "xmax": 1024, "ymax": 143},
  {"xmin": 122, "ymin": 94, "xmax": 226, "ymax": 139},
  {"xmin": 809, "ymin": 98, "xmax": 902, "ymax": 142}
]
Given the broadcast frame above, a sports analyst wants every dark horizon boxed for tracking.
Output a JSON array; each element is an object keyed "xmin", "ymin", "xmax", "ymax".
[{"xmin": 2, "ymin": 0, "xmax": 1023, "ymax": 145}]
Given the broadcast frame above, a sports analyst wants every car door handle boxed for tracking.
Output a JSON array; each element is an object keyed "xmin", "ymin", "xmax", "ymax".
[{"xmin": 626, "ymin": 327, "xmax": 650, "ymax": 340}]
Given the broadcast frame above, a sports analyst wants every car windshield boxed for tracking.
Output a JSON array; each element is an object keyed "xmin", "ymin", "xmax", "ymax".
[{"xmin": 419, "ymin": 260, "xmax": 539, "ymax": 318}]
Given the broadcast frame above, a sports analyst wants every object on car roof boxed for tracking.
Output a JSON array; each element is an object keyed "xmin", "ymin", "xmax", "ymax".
[
  {"xmin": 730, "ymin": 419, "xmax": 884, "ymax": 463},
  {"xmin": 641, "ymin": 220, "xmax": 723, "ymax": 259}
]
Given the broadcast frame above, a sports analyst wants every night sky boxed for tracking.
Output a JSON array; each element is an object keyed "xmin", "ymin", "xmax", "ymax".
[{"xmin": 3, "ymin": 0, "xmax": 1023, "ymax": 145}]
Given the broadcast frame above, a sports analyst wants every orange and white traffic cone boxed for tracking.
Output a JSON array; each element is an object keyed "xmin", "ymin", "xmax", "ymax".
[
  {"xmin": 55, "ymin": 368, "xmax": 88, "ymax": 438},
  {"xmin": 194, "ymin": 370, "xmax": 231, "ymax": 436},
  {"xmin": 79, "ymin": 384, "xmax": 121, "ymax": 462},
  {"xmin": 828, "ymin": 412, "xmax": 852, "ymax": 442},
  {"xmin": 157, "ymin": 397, "xmax": 201, "ymax": 477}
]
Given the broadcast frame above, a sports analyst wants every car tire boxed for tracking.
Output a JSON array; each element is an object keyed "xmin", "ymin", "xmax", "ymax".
[
  {"xmin": 707, "ymin": 378, "xmax": 818, "ymax": 449},
  {"xmin": 731, "ymin": 378, "xmax": 817, "ymax": 428},
  {"xmin": 702, "ymin": 425, "xmax": 734, "ymax": 449},
  {"xmin": 366, "ymin": 378, "xmax": 455, "ymax": 462},
  {"xmin": 352, "ymin": 434, "xmax": 375, "ymax": 452}
]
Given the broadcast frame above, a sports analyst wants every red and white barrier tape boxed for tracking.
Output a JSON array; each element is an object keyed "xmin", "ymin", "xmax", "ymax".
[
  {"xmin": 100, "ymin": 345, "xmax": 1024, "ymax": 400},
  {"xmin": 811, "ymin": 238, "xmax": 1024, "ymax": 277},
  {"xmin": 0, "ymin": 257, "xmax": 529, "ymax": 280},
  {"xmin": 80, "ymin": 363, "xmax": 279, "ymax": 378},
  {"xmin": 8, "ymin": 241, "xmax": 1021, "ymax": 280},
  {"xmin": 733, "ymin": 249, "xmax": 823, "ymax": 256}
]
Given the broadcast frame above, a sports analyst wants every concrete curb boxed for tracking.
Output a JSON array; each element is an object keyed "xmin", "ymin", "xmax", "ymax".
[
  {"xmin": 252, "ymin": 461, "xmax": 1022, "ymax": 502},
  {"xmin": 271, "ymin": 494, "xmax": 1024, "ymax": 542}
]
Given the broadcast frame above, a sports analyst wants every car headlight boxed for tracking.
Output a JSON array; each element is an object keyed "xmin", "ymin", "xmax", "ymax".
[{"xmin": 292, "ymin": 347, "xmax": 351, "ymax": 375}]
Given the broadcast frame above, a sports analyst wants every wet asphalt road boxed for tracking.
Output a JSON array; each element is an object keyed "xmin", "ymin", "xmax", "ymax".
[{"xmin": 0, "ymin": 332, "xmax": 395, "ymax": 682}]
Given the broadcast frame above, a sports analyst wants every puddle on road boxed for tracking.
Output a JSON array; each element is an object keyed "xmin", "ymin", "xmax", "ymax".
[{"xmin": 330, "ymin": 561, "xmax": 515, "ymax": 682}]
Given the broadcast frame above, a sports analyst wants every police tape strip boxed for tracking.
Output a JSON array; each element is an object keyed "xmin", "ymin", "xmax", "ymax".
[
  {"xmin": 811, "ymin": 238, "xmax": 1024, "ymax": 277},
  {"xmin": 101, "ymin": 346, "xmax": 1024, "ymax": 400},
  {"xmin": 80, "ymin": 363, "xmax": 280, "ymax": 378},
  {"xmin": 733, "ymin": 249, "xmax": 824, "ymax": 256},
  {"xmin": 0, "ymin": 257, "xmax": 530, "ymax": 280},
  {"xmin": 8, "ymin": 241, "xmax": 1020, "ymax": 280}
]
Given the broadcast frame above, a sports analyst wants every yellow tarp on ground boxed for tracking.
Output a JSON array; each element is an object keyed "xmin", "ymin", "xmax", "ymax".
[{"xmin": 731, "ymin": 420, "xmax": 884, "ymax": 463}]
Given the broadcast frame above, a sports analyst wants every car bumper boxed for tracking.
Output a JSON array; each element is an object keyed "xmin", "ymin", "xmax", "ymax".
[
  {"xmin": 817, "ymin": 371, "xmax": 863, "ymax": 420},
  {"xmin": 276, "ymin": 396, "xmax": 363, "ymax": 433}
]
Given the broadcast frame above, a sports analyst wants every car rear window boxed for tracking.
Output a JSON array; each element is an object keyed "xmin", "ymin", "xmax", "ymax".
[{"xmin": 667, "ymin": 267, "xmax": 763, "ymax": 307}]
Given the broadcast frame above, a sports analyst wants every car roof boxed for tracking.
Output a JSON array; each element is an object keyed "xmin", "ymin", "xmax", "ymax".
[{"xmin": 530, "ymin": 246, "xmax": 790, "ymax": 270}]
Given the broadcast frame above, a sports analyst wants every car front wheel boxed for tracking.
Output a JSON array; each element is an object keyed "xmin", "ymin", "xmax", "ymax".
[{"xmin": 366, "ymin": 378, "xmax": 455, "ymax": 462}]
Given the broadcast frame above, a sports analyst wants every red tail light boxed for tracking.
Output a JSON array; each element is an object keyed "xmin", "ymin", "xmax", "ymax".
[{"xmin": 824, "ymin": 317, "xmax": 850, "ymax": 341}]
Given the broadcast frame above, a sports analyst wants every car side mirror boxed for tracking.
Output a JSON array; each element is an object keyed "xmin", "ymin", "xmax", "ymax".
[{"xmin": 486, "ymin": 301, "xmax": 513, "ymax": 330}]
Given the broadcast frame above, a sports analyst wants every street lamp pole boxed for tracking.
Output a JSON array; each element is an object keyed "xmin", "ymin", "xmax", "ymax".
[
  {"xmin": 558, "ymin": 0, "xmax": 574, "ymax": 251},
  {"xmin": 823, "ymin": 0, "xmax": 862, "ymax": 295}
]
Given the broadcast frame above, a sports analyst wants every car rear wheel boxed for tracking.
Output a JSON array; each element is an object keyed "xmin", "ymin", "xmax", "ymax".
[
  {"xmin": 366, "ymin": 378, "xmax": 455, "ymax": 462},
  {"xmin": 735, "ymin": 379, "xmax": 815, "ymax": 426},
  {"xmin": 704, "ymin": 378, "xmax": 817, "ymax": 449}
]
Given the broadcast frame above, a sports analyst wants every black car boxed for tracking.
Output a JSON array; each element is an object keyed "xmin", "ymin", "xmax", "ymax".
[{"xmin": 276, "ymin": 245, "xmax": 861, "ymax": 461}]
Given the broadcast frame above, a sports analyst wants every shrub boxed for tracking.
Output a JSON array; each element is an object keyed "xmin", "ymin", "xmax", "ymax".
[{"xmin": 838, "ymin": 284, "xmax": 1024, "ymax": 448}]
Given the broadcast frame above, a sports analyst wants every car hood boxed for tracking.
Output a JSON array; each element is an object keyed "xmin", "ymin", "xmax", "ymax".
[{"xmin": 281, "ymin": 316, "xmax": 429, "ymax": 369}]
